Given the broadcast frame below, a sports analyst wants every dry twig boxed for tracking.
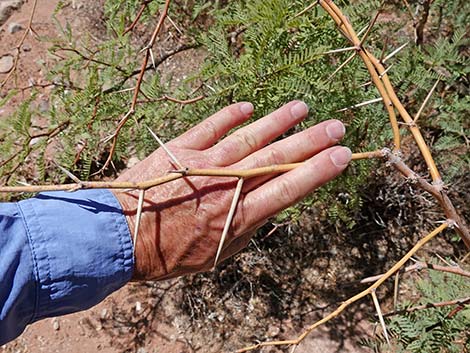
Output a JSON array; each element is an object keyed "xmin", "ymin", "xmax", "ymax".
[
  {"xmin": 383, "ymin": 297, "xmax": 470, "ymax": 318},
  {"xmin": 237, "ymin": 223, "xmax": 450, "ymax": 352},
  {"xmin": 98, "ymin": 0, "xmax": 173, "ymax": 174},
  {"xmin": 0, "ymin": 0, "xmax": 38, "ymax": 89}
]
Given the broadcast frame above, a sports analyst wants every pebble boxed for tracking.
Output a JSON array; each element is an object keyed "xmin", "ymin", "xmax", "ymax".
[
  {"xmin": 267, "ymin": 324, "xmax": 280, "ymax": 338},
  {"xmin": 0, "ymin": 55, "xmax": 14, "ymax": 73},
  {"xmin": 100, "ymin": 308, "xmax": 108, "ymax": 319},
  {"xmin": 0, "ymin": 0, "xmax": 24, "ymax": 26},
  {"xmin": 8, "ymin": 22, "xmax": 23, "ymax": 34},
  {"xmin": 22, "ymin": 43, "xmax": 31, "ymax": 52},
  {"xmin": 38, "ymin": 99, "xmax": 49, "ymax": 113},
  {"xmin": 52, "ymin": 318, "xmax": 60, "ymax": 331}
]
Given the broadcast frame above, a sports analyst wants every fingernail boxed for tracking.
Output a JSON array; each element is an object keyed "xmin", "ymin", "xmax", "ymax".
[
  {"xmin": 290, "ymin": 101, "xmax": 308, "ymax": 119},
  {"xmin": 240, "ymin": 102, "xmax": 254, "ymax": 115},
  {"xmin": 330, "ymin": 147, "xmax": 352, "ymax": 167},
  {"xmin": 326, "ymin": 120, "xmax": 345, "ymax": 141}
]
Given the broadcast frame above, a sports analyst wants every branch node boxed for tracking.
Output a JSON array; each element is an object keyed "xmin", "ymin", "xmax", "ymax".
[
  {"xmin": 380, "ymin": 147, "xmax": 392, "ymax": 157},
  {"xmin": 432, "ymin": 178, "xmax": 444, "ymax": 192},
  {"xmin": 386, "ymin": 149, "xmax": 402, "ymax": 165},
  {"xmin": 168, "ymin": 168, "xmax": 189, "ymax": 175},
  {"xmin": 446, "ymin": 219, "xmax": 457, "ymax": 229}
]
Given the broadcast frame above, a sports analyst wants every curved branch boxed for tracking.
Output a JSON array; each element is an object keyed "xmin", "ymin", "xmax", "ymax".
[{"xmin": 237, "ymin": 223, "xmax": 450, "ymax": 352}]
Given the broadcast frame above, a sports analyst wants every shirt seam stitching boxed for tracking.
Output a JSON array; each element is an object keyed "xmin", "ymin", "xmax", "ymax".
[
  {"xmin": 16, "ymin": 202, "xmax": 40, "ymax": 324},
  {"xmin": 105, "ymin": 190, "xmax": 134, "ymax": 277}
]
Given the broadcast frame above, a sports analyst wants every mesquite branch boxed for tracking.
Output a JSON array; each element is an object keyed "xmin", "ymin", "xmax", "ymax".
[
  {"xmin": 383, "ymin": 297, "xmax": 470, "ymax": 318},
  {"xmin": 358, "ymin": 261, "xmax": 470, "ymax": 284},
  {"xmin": 0, "ymin": 151, "xmax": 383, "ymax": 194},
  {"xmin": 237, "ymin": 223, "xmax": 450, "ymax": 352},
  {"xmin": 0, "ymin": 0, "xmax": 38, "ymax": 89}
]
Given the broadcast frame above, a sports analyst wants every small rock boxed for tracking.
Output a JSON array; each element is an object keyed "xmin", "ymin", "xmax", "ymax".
[
  {"xmin": 267, "ymin": 324, "xmax": 280, "ymax": 338},
  {"xmin": 22, "ymin": 43, "xmax": 31, "ymax": 52},
  {"xmin": 136, "ymin": 348, "xmax": 147, "ymax": 353},
  {"xmin": 38, "ymin": 99, "xmax": 49, "ymax": 113},
  {"xmin": 135, "ymin": 301, "xmax": 142, "ymax": 313},
  {"xmin": 100, "ymin": 308, "xmax": 108, "ymax": 319},
  {"xmin": 0, "ymin": 1, "xmax": 24, "ymax": 26},
  {"xmin": 52, "ymin": 318, "xmax": 60, "ymax": 331},
  {"xmin": 0, "ymin": 55, "xmax": 14, "ymax": 73},
  {"xmin": 8, "ymin": 22, "xmax": 23, "ymax": 34},
  {"xmin": 29, "ymin": 136, "xmax": 41, "ymax": 146}
]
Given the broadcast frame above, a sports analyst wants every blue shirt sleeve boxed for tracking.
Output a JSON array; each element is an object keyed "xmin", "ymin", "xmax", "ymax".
[{"xmin": 0, "ymin": 189, "xmax": 134, "ymax": 345}]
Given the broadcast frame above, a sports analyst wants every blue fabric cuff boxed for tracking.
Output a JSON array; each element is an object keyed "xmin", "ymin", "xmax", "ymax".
[{"xmin": 17, "ymin": 189, "xmax": 134, "ymax": 321}]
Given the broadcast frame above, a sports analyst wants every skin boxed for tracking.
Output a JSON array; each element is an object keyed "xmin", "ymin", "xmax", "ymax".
[{"xmin": 112, "ymin": 101, "xmax": 351, "ymax": 281}]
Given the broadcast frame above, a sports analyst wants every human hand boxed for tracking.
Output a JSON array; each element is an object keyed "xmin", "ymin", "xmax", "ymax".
[{"xmin": 112, "ymin": 101, "xmax": 351, "ymax": 281}]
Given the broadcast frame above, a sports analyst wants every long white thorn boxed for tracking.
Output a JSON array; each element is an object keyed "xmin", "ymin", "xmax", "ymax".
[
  {"xmin": 146, "ymin": 126, "xmax": 184, "ymax": 170},
  {"xmin": 54, "ymin": 161, "xmax": 81, "ymax": 184},
  {"xmin": 379, "ymin": 64, "xmax": 393, "ymax": 78},
  {"xmin": 323, "ymin": 46, "xmax": 357, "ymax": 55},
  {"xmin": 336, "ymin": 97, "xmax": 383, "ymax": 112},
  {"xmin": 111, "ymin": 86, "xmax": 136, "ymax": 95},
  {"xmin": 393, "ymin": 272, "xmax": 400, "ymax": 310},
  {"xmin": 359, "ymin": 65, "xmax": 393, "ymax": 88},
  {"xmin": 167, "ymin": 15, "xmax": 183, "ymax": 35},
  {"xmin": 383, "ymin": 42, "xmax": 409, "ymax": 63},
  {"xmin": 328, "ymin": 52, "xmax": 356, "ymax": 81},
  {"xmin": 414, "ymin": 78, "xmax": 440, "ymax": 123},
  {"xmin": 102, "ymin": 133, "xmax": 116, "ymax": 144},
  {"xmin": 133, "ymin": 189, "xmax": 146, "ymax": 255},
  {"xmin": 149, "ymin": 48, "xmax": 156, "ymax": 70},
  {"xmin": 371, "ymin": 290, "xmax": 390, "ymax": 345},
  {"xmin": 294, "ymin": 1, "xmax": 319, "ymax": 18},
  {"xmin": 214, "ymin": 178, "xmax": 244, "ymax": 267}
]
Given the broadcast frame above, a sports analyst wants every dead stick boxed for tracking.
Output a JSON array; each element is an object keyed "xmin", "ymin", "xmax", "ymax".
[
  {"xmin": 358, "ymin": 261, "xmax": 470, "ymax": 284},
  {"xmin": 237, "ymin": 223, "xmax": 449, "ymax": 352},
  {"xmin": 0, "ymin": 151, "xmax": 385, "ymax": 194},
  {"xmin": 383, "ymin": 297, "xmax": 470, "ymax": 318}
]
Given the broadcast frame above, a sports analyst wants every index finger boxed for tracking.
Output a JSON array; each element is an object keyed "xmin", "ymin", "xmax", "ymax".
[{"xmin": 170, "ymin": 102, "xmax": 254, "ymax": 150}]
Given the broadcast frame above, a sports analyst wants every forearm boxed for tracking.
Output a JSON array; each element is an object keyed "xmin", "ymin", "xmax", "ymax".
[{"xmin": 0, "ymin": 189, "xmax": 134, "ymax": 345}]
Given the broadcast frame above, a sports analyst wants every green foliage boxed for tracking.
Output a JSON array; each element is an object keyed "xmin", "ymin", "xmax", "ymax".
[
  {"xmin": 362, "ymin": 264, "xmax": 470, "ymax": 352},
  {"xmin": 384, "ymin": 1, "xmax": 470, "ymax": 183}
]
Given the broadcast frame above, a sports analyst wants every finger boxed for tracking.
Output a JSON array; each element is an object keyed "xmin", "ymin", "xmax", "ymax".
[
  {"xmin": 207, "ymin": 101, "xmax": 308, "ymax": 166},
  {"xmin": 234, "ymin": 119, "xmax": 345, "ymax": 169},
  {"xmin": 170, "ymin": 102, "xmax": 254, "ymax": 150},
  {"xmin": 235, "ymin": 119, "xmax": 345, "ymax": 191},
  {"xmin": 239, "ymin": 146, "xmax": 351, "ymax": 227}
]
